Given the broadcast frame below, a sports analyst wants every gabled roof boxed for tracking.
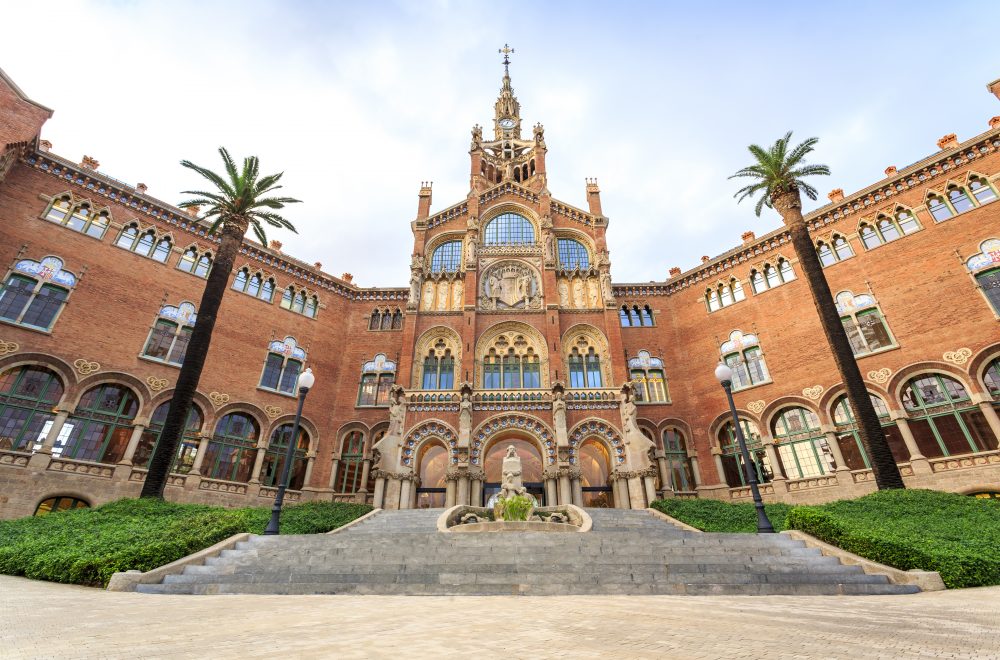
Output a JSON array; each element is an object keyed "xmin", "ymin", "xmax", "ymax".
[{"xmin": 0, "ymin": 66, "xmax": 54, "ymax": 114}]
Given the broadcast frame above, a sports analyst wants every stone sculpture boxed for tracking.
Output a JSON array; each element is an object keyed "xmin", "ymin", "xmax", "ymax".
[{"xmin": 499, "ymin": 445, "xmax": 526, "ymax": 499}]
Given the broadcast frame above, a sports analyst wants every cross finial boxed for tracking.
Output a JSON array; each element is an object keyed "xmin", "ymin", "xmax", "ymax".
[{"xmin": 499, "ymin": 43, "xmax": 515, "ymax": 74}]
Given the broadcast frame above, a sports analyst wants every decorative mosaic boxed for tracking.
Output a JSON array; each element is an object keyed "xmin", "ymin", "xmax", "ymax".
[
  {"xmin": 965, "ymin": 238, "xmax": 1000, "ymax": 272},
  {"xmin": 14, "ymin": 256, "xmax": 76, "ymax": 287},
  {"xmin": 834, "ymin": 291, "xmax": 877, "ymax": 314},
  {"xmin": 470, "ymin": 415, "xmax": 555, "ymax": 465},
  {"xmin": 627, "ymin": 350, "xmax": 663, "ymax": 369},
  {"xmin": 568, "ymin": 420, "xmax": 626, "ymax": 465},
  {"xmin": 268, "ymin": 336, "xmax": 306, "ymax": 360},
  {"xmin": 160, "ymin": 302, "xmax": 197, "ymax": 326},
  {"xmin": 402, "ymin": 421, "xmax": 459, "ymax": 467}
]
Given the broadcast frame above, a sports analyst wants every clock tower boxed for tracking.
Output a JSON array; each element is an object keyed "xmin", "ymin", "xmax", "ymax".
[{"xmin": 493, "ymin": 44, "xmax": 521, "ymax": 140}]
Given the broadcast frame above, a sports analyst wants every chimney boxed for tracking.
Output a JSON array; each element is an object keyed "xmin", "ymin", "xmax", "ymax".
[
  {"xmin": 828, "ymin": 189, "xmax": 844, "ymax": 202},
  {"xmin": 668, "ymin": 266, "xmax": 681, "ymax": 278},
  {"xmin": 700, "ymin": 255, "xmax": 710, "ymax": 264},
  {"xmin": 417, "ymin": 182, "xmax": 433, "ymax": 220},
  {"xmin": 136, "ymin": 183, "xmax": 148, "ymax": 194},
  {"xmin": 314, "ymin": 262, "xmax": 322, "ymax": 270},
  {"xmin": 585, "ymin": 178, "xmax": 603, "ymax": 216},
  {"xmin": 38, "ymin": 140, "xmax": 51, "ymax": 152},
  {"xmin": 269, "ymin": 240, "xmax": 283, "ymax": 252},
  {"xmin": 741, "ymin": 230, "xmax": 756, "ymax": 245},
  {"xmin": 937, "ymin": 133, "xmax": 958, "ymax": 150},
  {"xmin": 989, "ymin": 78, "xmax": 1000, "ymax": 102},
  {"xmin": 884, "ymin": 166, "xmax": 897, "ymax": 177},
  {"xmin": 341, "ymin": 272, "xmax": 353, "ymax": 283},
  {"xmin": 990, "ymin": 116, "xmax": 1000, "ymax": 130},
  {"xmin": 80, "ymin": 155, "xmax": 99, "ymax": 170},
  {"xmin": 185, "ymin": 206, "xmax": 200, "ymax": 218}
]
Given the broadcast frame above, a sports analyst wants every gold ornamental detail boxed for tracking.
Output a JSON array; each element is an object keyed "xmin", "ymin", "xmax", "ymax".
[
  {"xmin": 0, "ymin": 339, "xmax": 19, "ymax": 356},
  {"xmin": 802, "ymin": 385, "xmax": 824, "ymax": 400},
  {"xmin": 943, "ymin": 348, "xmax": 972, "ymax": 365},
  {"xmin": 73, "ymin": 359, "xmax": 100, "ymax": 375},
  {"xmin": 867, "ymin": 368, "xmax": 892, "ymax": 384},
  {"xmin": 746, "ymin": 400, "xmax": 766, "ymax": 414},
  {"xmin": 146, "ymin": 377, "xmax": 169, "ymax": 392},
  {"xmin": 264, "ymin": 405, "xmax": 282, "ymax": 419},
  {"xmin": 208, "ymin": 392, "xmax": 231, "ymax": 408}
]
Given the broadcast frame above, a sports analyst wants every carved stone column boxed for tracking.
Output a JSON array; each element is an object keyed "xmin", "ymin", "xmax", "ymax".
[
  {"xmin": 303, "ymin": 451, "xmax": 317, "ymax": 488},
  {"xmin": 399, "ymin": 476, "xmax": 413, "ymax": 510},
  {"xmin": 372, "ymin": 472, "xmax": 386, "ymax": 508},
  {"xmin": 711, "ymin": 447, "xmax": 727, "ymax": 487},
  {"xmin": 627, "ymin": 475, "xmax": 646, "ymax": 509},
  {"xmin": 821, "ymin": 429, "xmax": 850, "ymax": 473},
  {"xmin": 611, "ymin": 475, "xmax": 628, "ymax": 509},
  {"xmin": 456, "ymin": 472, "xmax": 471, "ymax": 506},
  {"xmin": 558, "ymin": 471, "xmax": 572, "ymax": 505},
  {"xmin": 544, "ymin": 477, "xmax": 558, "ymax": 506},
  {"xmin": 119, "ymin": 422, "xmax": 147, "ymax": 466},
  {"xmin": 249, "ymin": 440, "xmax": 268, "ymax": 484},
  {"xmin": 189, "ymin": 432, "xmax": 211, "ymax": 476},
  {"xmin": 445, "ymin": 469, "xmax": 458, "ymax": 508},
  {"xmin": 656, "ymin": 455, "xmax": 670, "ymax": 494},
  {"xmin": 469, "ymin": 469, "xmax": 484, "ymax": 507},
  {"xmin": 328, "ymin": 457, "xmax": 341, "ymax": 490},
  {"xmin": 762, "ymin": 438, "xmax": 785, "ymax": 481},
  {"xmin": 569, "ymin": 467, "xmax": 583, "ymax": 507},
  {"xmin": 976, "ymin": 399, "xmax": 1000, "ymax": 443},
  {"xmin": 688, "ymin": 450, "xmax": 702, "ymax": 487},
  {"xmin": 358, "ymin": 459, "xmax": 372, "ymax": 493},
  {"xmin": 892, "ymin": 415, "xmax": 931, "ymax": 475},
  {"xmin": 28, "ymin": 409, "xmax": 70, "ymax": 468},
  {"xmin": 642, "ymin": 473, "xmax": 657, "ymax": 505}
]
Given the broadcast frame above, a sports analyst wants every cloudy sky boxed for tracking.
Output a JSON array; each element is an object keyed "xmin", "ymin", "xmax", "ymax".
[{"xmin": 2, "ymin": 1, "xmax": 998, "ymax": 286}]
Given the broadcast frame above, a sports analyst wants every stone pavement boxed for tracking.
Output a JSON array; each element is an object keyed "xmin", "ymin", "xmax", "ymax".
[{"xmin": 2, "ymin": 575, "xmax": 998, "ymax": 659}]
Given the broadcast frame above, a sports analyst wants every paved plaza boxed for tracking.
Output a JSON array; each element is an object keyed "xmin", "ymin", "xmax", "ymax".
[{"xmin": 2, "ymin": 575, "xmax": 999, "ymax": 659}]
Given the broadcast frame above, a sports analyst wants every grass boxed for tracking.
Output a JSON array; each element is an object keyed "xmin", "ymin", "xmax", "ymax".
[
  {"xmin": 652, "ymin": 489, "xmax": 1000, "ymax": 588},
  {"xmin": 0, "ymin": 498, "xmax": 371, "ymax": 588}
]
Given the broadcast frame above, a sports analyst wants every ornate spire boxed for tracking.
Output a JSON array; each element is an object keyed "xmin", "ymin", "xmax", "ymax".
[{"xmin": 494, "ymin": 44, "xmax": 521, "ymax": 139}]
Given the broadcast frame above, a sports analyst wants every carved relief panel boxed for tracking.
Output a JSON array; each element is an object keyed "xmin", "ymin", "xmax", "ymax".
[{"xmin": 479, "ymin": 260, "xmax": 542, "ymax": 311}]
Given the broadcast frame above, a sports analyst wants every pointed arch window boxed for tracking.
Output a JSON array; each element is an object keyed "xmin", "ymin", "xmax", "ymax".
[
  {"xmin": 619, "ymin": 304, "xmax": 653, "ymax": 327},
  {"xmin": 707, "ymin": 279, "xmax": 744, "ymax": 311},
  {"xmin": 721, "ymin": 330, "xmax": 768, "ymax": 391},
  {"xmin": 259, "ymin": 336, "xmax": 306, "ymax": 395},
  {"xmin": 142, "ymin": 302, "xmax": 196, "ymax": 366},
  {"xmin": 233, "ymin": 267, "xmax": 275, "ymax": 302},
  {"xmin": 0, "ymin": 256, "xmax": 76, "ymax": 331},
  {"xmin": 116, "ymin": 224, "xmax": 171, "ymax": 262},
  {"xmin": 368, "ymin": 307, "xmax": 403, "ymax": 331},
  {"xmin": 335, "ymin": 430, "xmax": 366, "ymax": 493},
  {"xmin": 133, "ymin": 402, "xmax": 203, "ymax": 474},
  {"xmin": 42, "ymin": 195, "xmax": 109, "ymax": 239},
  {"xmin": 483, "ymin": 212, "xmax": 535, "ymax": 245},
  {"xmin": 281, "ymin": 286, "xmax": 318, "ymax": 318},
  {"xmin": 835, "ymin": 291, "xmax": 894, "ymax": 356},
  {"xmin": 430, "ymin": 241, "xmax": 462, "ymax": 272},
  {"xmin": 833, "ymin": 394, "xmax": 908, "ymax": 469},
  {"xmin": 966, "ymin": 239, "xmax": 1000, "ymax": 315},
  {"xmin": 261, "ymin": 423, "xmax": 309, "ymax": 489},
  {"xmin": 0, "ymin": 365, "xmax": 65, "ymax": 452},
  {"xmin": 568, "ymin": 346, "xmax": 603, "ymax": 388},
  {"xmin": 948, "ymin": 185, "xmax": 975, "ymax": 213},
  {"xmin": 357, "ymin": 354, "xmax": 396, "ymax": 406},
  {"xmin": 969, "ymin": 176, "xmax": 998, "ymax": 205},
  {"xmin": 422, "ymin": 340, "xmax": 456, "ymax": 390},
  {"xmin": 203, "ymin": 412, "xmax": 259, "ymax": 483},
  {"xmin": 984, "ymin": 357, "xmax": 1000, "ymax": 400},
  {"xmin": 718, "ymin": 418, "xmax": 772, "ymax": 487},
  {"xmin": 772, "ymin": 407, "xmax": 835, "ymax": 479},
  {"xmin": 59, "ymin": 384, "xmax": 139, "ymax": 463},
  {"xmin": 557, "ymin": 238, "xmax": 590, "ymax": 269},
  {"xmin": 177, "ymin": 247, "xmax": 212, "ymax": 278},
  {"xmin": 927, "ymin": 195, "xmax": 954, "ymax": 222},
  {"xmin": 628, "ymin": 351, "xmax": 668, "ymax": 403},
  {"xmin": 902, "ymin": 374, "xmax": 998, "ymax": 458},
  {"xmin": 819, "ymin": 235, "xmax": 855, "ymax": 267}
]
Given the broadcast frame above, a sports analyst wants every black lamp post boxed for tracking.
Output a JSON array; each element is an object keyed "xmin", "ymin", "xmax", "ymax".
[
  {"xmin": 714, "ymin": 362, "xmax": 775, "ymax": 534},
  {"xmin": 264, "ymin": 367, "xmax": 315, "ymax": 536}
]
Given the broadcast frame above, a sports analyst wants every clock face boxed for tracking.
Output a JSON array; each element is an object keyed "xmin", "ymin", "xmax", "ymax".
[{"xmin": 499, "ymin": 118, "xmax": 516, "ymax": 129}]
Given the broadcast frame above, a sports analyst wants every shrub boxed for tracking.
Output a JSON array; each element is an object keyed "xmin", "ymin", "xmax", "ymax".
[
  {"xmin": 650, "ymin": 498, "xmax": 791, "ymax": 533},
  {"xmin": 0, "ymin": 498, "xmax": 371, "ymax": 588},
  {"xmin": 495, "ymin": 494, "xmax": 533, "ymax": 521}
]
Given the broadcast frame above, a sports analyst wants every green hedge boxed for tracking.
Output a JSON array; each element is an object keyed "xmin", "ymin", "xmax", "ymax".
[
  {"xmin": 787, "ymin": 490, "xmax": 1000, "ymax": 589},
  {"xmin": 651, "ymin": 498, "xmax": 792, "ymax": 532},
  {"xmin": 0, "ymin": 498, "xmax": 371, "ymax": 588}
]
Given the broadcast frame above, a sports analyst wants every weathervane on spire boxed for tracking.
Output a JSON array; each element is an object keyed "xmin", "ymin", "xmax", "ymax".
[{"xmin": 499, "ymin": 43, "xmax": 515, "ymax": 75}]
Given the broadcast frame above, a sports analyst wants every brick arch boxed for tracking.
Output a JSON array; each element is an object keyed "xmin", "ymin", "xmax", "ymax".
[
  {"xmin": 32, "ymin": 490, "xmax": 95, "ymax": 513},
  {"xmin": 472, "ymin": 413, "xmax": 555, "ymax": 467},
  {"xmin": 560, "ymin": 323, "xmax": 613, "ymax": 387},
  {"xmin": 817, "ymin": 382, "xmax": 892, "ymax": 424},
  {"xmin": 0, "ymin": 352, "xmax": 77, "ymax": 400},
  {"xmin": 368, "ymin": 421, "xmax": 390, "ymax": 455},
  {"xmin": 956, "ymin": 483, "xmax": 1000, "ymax": 496},
  {"xmin": 969, "ymin": 343, "xmax": 1000, "ymax": 396},
  {"xmin": 475, "ymin": 320, "xmax": 549, "ymax": 388},
  {"xmin": 424, "ymin": 230, "xmax": 466, "ymax": 258},
  {"xmin": 413, "ymin": 325, "xmax": 463, "ymax": 389},
  {"xmin": 149, "ymin": 390, "xmax": 215, "ymax": 428},
  {"xmin": 71, "ymin": 371, "xmax": 153, "ymax": 421},
  {"xmin": 657, "ymin": 418, "xmax": 696, "ymax": 452},
  {"xmin": 209, "ymin": 403, "xmax": 269, "ymax": 439},
  {"xmin": 567, "ymin": 417, "xmax": 625, "ymax": 469},
  {"xmin": 403, "ymin": 419, "xmax": 459, "ymax": 471},
  {"xmin": 265, "ymin": 415, "xmax": 320, "ymax": 451},
  {"xmin": 336, "ymin": 421, "xmax": 371, "ymax": 455},
  {"xmin": 760, "ymin": 396, "xmax": 820, "ymax": 434},
  {"xmin": 707, "ymin": 409, "xmax": 761, "ymax": 450},
  {"xmin": 886, "ymin": 361, "xmax": 973, "ymax": 409}
]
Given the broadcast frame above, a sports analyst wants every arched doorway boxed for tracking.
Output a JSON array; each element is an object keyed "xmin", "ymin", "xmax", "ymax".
[
  {"xmin": 416, "ymin": 442, "xmax": 448, "ymax": 508},
  {"xmin": 578, "ymin": 438, "xmax": 613, "ymax": 507},
  {"xmin": 483, "ymin": 437, "xmax": 545, "ymax": 506}
]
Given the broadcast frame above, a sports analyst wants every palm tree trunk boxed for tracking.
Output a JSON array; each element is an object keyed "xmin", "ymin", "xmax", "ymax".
[
  {"xmin": 774, "ymin": 191, "xmax": 905, "ymax": 490},
  {"xmin": 140, "ymin": 220, "xmax": 247, "ymax": 498}
]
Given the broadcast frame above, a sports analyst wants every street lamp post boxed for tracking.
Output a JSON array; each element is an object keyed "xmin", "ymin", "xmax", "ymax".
[
  {"xmin": 714, "ymin": 363, "xmax": 775, "ymax": 534},
  {"xmin": 264, "ymin": 367, "xmax": 315, "ymax": 536}
]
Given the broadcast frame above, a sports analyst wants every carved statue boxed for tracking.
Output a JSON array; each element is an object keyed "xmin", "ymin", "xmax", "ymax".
[
  {"xmin": 408, "ymin": 271, "xmax": 422, "ymax": 306},
  {"xmin": 387, "ymin": 386, "xmax": 406, "ymax": 439},
  {"xmin": 544, "ymin": 234, "xmax": 555, "ymax": 262},
  {"xmin": 471, "ymin": 124, "xmax": 483, "ymax": 150},
  {"xmin": 572, "ymin": 279, "xmax": 584, "ymax": 308},
  {"xmin": 436, "ymin": 280, "xmax": 449, "ymax": 310},
  {"xmin": 587, "ymin": 278, "xmax": 600, "ymax": 308},
  {"xmin": 600, "ymin": 271, "xmax": 614, "ymax": 301},
  {"xmin": 541, "ymin": 214, "xmax": 553, "ymax": 229},
  {"xmin": 411, "ymin": 254, "xmax": 424, "ymax": 271},
  {"xmin": 552, "ymin": 388, "xmax": 568, "ymax": 446},
  {"xmin": 558, "ymin": 280, "xmax": 570, "ymax": 307},
  {"xmin": 620, "ymin": 384, "xmax": 654, "ymax": 457},
  {"xmin": 533, "ymin": 123, "xmax": 545, "ymax": 146},
  {"xmin": 451, "ymin": 281, "xmax": 463, "ymax": 309},
  {"xmin": 465, "ymin": 239, "xmax": 476, "ymax": 266},
  {"xmin": 459, "ymin": 389, "xmax": 473, "ymax": 444},
  {"xmin": 499, "ymin": 445, "xmax": 526, "ymax": 499},
  {"xmin": 422, "ymin": 282, "xmax": 435, "ymax": 311},
  {"xmin": 481, "ymin": 262, "xmax": 539, "ymax": 310}
]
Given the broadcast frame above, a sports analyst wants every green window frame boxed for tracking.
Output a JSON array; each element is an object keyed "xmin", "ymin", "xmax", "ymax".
[
  {"xmin": 335, "ymin": 431, "xmax": 365, "ymax": 493},
  {"xmin": 60, "ymin": 384, "xmax": 139, "ymax": 463},
  {"xmin": 43, "ymin": 196, "xmax": 109, "ymax": 239},
  {"xmin": 662, "ymin": 428, "xmax": 694, "ymax": 491},
  {"xmin": 132, "ymin": 402, "xmax": 203, "ymax": 474},
  {"xmin": 0, "ymin": 366, "xmax": 65, "ymax": 452},
  {"xmin": 718, "ymin": 418, "xmax": 772, "ymax": 487},
  {"xmin": 430, "ymin": 241, "xmax": 462, "ymax": 272},
  {"xmin": 0, "ymin": 274, "xmax": 70, "ymax": 331},
  {"xmin": 203, "ymin": 412, "xmax": 259, "ymax": 482},
  {"xmin": 34, "ymin": 495, "xmax": 89, "ymax": 516},
  {"xmin": 901, "ymin": 374, "xmax": 999, "ymax": 458},
  {"xmin": 771, "ymin": 407, "xmax": 834, "ymax": 479},
  {"xmin": 483, "ymin": 212, "xmax": 535, "ymax": 245},
  {"xmin": 261, "ymin": 423, "xmax": 309, "ymax": 489}
]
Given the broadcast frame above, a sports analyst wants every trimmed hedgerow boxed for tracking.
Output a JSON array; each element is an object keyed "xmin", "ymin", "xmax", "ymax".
[
  {"xmin": 650, "ymin": 498, "xmax": 792, "ymax": 533},
  {"xmin": 0, "ymin": 498, "xmax": 371, "ymax": 588},
  {"xmin": 786, "ymin": 490, "xmax": 1000, "ymax": 589}
]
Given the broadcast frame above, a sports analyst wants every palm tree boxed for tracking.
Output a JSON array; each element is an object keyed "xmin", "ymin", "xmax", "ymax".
[
  {"xmin": 140, "ymin": 148, "xmax": 301, "ymax": 499},
  {"xmin": 730, "ymin": 132, "xmax": 904, "ymax": 490}
]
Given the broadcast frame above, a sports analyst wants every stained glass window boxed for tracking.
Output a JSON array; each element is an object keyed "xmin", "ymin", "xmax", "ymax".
[
  {"xmin": 357, "ymin": 354, "xmax": 396, "ymax": 406},
  {"xmin": 143, "ymin": 303, "xmax": 196, "ymax": 366},
  {"xmin": 430, "ymin": 241, "xmax": 462, "ymax": 272},
  {"xmin": 721, "ymin": 331, "xmax": 768, "ymax": 391},
  {"xmin": 557, "ymin": 239, "xmax": 589, "ymax": 269},
  {"xmin": 261, "ymin": 423, "xmax": 309, "ymax": 490},
  {"xmin": 59, "ymin": 384, "xmax": 139, "ymax": 463},
  {"xmin": 901, "ymin": 374, "xmax": 998, "ymax": 458},
  {"xmin": 0, "ymin": 366, "xmax": 64, "ymax": 452},
  {"xmin": 0, "ymin": 257, "xmax": 75, "ymax": 331},
  {"xmin": 132, "ymin": 402, "xmax": 203, "ymax": 474},
  {"xmin": 835, "ymin": 292, "xmax": 894, "ymax": 356},
  {"xmin": 259, "ymin": 337, "xmax": 306, "ymax": 395},
  {"xmin": 772, "ymin": 407, "xmax": 834, "ymax": 479},
  {"xmin": 483, "ymin": 213, "xmax": 535, "ymax": 245},
  {"xmin": 203, "ymin": 413, "xmax": 259, "ymax": 482}
]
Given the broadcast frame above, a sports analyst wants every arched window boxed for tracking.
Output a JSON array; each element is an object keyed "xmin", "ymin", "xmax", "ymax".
[
  {"xmin": 557, "ymin": 238, "xmax": 590, "ymax": 269},
  {"xmin": 901, "ymin": 374, "xmax": 998, "ymax": 458},
  {"xmin": 718, "ymin": 418, "xmax": 772, "ymax": 487},
  {"xmin": 232, "ymin": 268, "xmax": 274, "ymax": 302},
  {"xmin": 281, "ymin": 287, "xmax": 318, "ymax": 318},
  {"xmin": 357, "ymin": 354, "xmax": 396, "ymax": 406},
  {"xmin": 132, "ymin": 402, "xmax": 203, "ymax": 474},
  {"xmin": 391, "ymin": 309, "xmax": 403, "ymax": 329},
  {"xmin": 0, "ymin": 366, "xmax": 65, "ymax": 452},
  {"xmin": 721, "ymin": 330, "xmax": 769, "ymax": 391},
  {"xmin": 835, "ymin": 291, "xmax": 894, "ymax": 356},
  {"xmin": 859, "ymin": 223, "xmax": 882, "ymax": 250},
  {"xmin": 430, "ymin": 241, "xmax": 462, "ymax": 272},
  {"xmin": 947, "ymin": 185, "xmax": 975, "ymax": 213},
  {"xmin": 628, "ymin": 351, "xmax": 668, "ymax": 403},
  {"xmin": 567, "ymin": 346, "xmax": 602, "ymax": 389},
  {"xmin": 707, "ymin": 289, "xmax": 720, "ymax": 312},
  {"xmin": 416, "ymin": 442, "xmax": 449, "ymax": 508},
  {"xmin": 259, "ymin": 337, "xmax": 306, "ymax": 395},
  {"xmin": 0, "ymin": 256, "xmax": 75, "ymax": 331},
  {"xmin": 43, "ymin": 196, "xmax": 109, "ymax": 238},
  {"xmin": 895, "ymin": 209, "xmax": 920, "ymax": 234},
  {"xmin": 985, "ymin": 357, "xmax": 1000, "ymax": 400},
  {"xmin": 176, "ymin": 247, "xmax": 210, "ymax": 279},
  {"xmin": 966, "ymin": 239, "xmax": 1000, "ymax": 315},
  {"xmin": 483, "ymin": 212, "xmax": 535, "ymax": 245},
  {"xmin": 771, "ymin": 407, "xmax": 835, "ymax": 479},
  {"xmin": 662, "ymin": 428, "xmax": 695, "ymax": 492},
  {"xmin": 969, "ymin": 176, "xmax": 998, "ymax": 205},
  {"xmin": 34, "ymin": 496, "xmax": 89, "ymax": 516},
  {"xmin": 833, "ymin": 235, "xmax": 854, "ymax": 260},
  {"xmin": 194, "ymin": 253, "xmax": 212, "ymax": 278},
  {"xmin": 832, "ymin": 394, "xmax": 909, "ymax": 469},
  {"xmin": 779, "ymin": 258, "xmax": 795, "ymax": 282},
  {"xmin": 640, "ymin": 305, "xmax": 654, "ymax": 326},
  {"xmin": 369, "ymin": 309, "xmax": 381, "ymax": 330},
  {"xmin": 481, "ymin": 333, "xmax": 540, "ymax": 389},
  {"xmin": 619, "ymin": 305, "xmax": 633, "ymax": 327},
  {"xmin": 116, "ymin": 225, "xmax": 169, "ymax": 261},
  {"xmin": 142, "ymin": 302, "xmax": 197, "ymax": 366},
  {"xmin": 817, "ymin": 242, "xmax": 835, "ymax": 267},
  {"xmin": 335, "ymin": 430, "xmax": 366, "ymax": 493},
  {"xmin": 203, "ymin": 413, "xmax": 259, "ymax": 482},
  {"xmin": 927, "ymin": 195, "xmax": 954, "ymax": 222},
  {"xmin": 60, "ymin": 384, "xmax": 139, "ymax": 463},
  {"xmin": 876, "ymin": 215, "xmax": 901, "ymax": 242},
  {"xmin": 380, "ymin": 308, "xmax": 392, "ymax": 330},
  {"xmin": 151, "ymin": 237, "xmax": 172, "ymax": 262},
  {"xmin": 764, "ymin": 264, "xmax": 780, "ymax": 288},
  {"xmin": 421, "ymin": 340, "xmax": 455, "ymax": 390},
  {"xmin": 578, "ymin": 439, "xmax": 613, "ymax": 507},
  {"xmin": 750, "ymin": 269, "xmax": 767, "ymax": 292},
  {"xmin": 261, "ymin": 423, "xmax": 309, "ymax": 490}
]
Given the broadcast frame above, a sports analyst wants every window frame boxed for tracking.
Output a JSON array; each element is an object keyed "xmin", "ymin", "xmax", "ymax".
[
  {"xmin": 430, "ymin": 241, "xmax": 463, "ymax": 273},
  {"xmin": 483, "ymin": 212, "xmax": 536, "ymax": 246},
  {"xmin": 356, "ymin": 354, "xmax": 397, "ymax": 407},
  {"xmin": 140, "ymin": 303, "xmax": 197, "ymax": 367},
  {"xmin": 41, "ymin": 194, "xmax": 110, "ymax": 240},
  {"xmin": 0, "ymin": 257, "xmax": 76, "ymax": 333}
]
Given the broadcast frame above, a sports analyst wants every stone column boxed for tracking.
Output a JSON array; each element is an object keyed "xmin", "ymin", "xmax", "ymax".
[
  {"xmin": 656, "ymin": 455, "xmax": 670, "ymax": 494},
  {"xmin": 892, "ymin": 415, "xmax": 931, "ymax": 475},
  {"xmin": 643, "ymin": 474, "xmax": 657, "ymax": 505},
  {"xmin": 303, "ymin": 451, "xmax": 317, "ymax": 487},
  {"xmin": 189, "ymin": 433, "xmax": 211, "ymax": 476},
  {"xmin": 248, "ymin": 440, "xmax": 268, "ymax": 484},
  {"xmin": 762, "ymin": 439, "xmax": 786, "ymax": 480},
  {"xmin": 544, "ymin": 477, "xmax": 558, "ymax": 506},
  {"xmin": 688, "ymin": 450, "xmax": 702, "ymax": 487},
  {"xmin": 611, "ymin": 476, "xmax": 628, "ymax": 509},
  {"xmin": 456, "ymin": 473, "xmax": 470, "ymax": 506},
  {"xmin": 558, "ymin": 472, "xmax": 572, "ymax": 505},
  {"xmin": 627, "ymin": 476, "xmax": 646, "ymax": 509},
  {"xmin": 328, "ymin": 457, "xmax": 341, "ymax": 490},
  {"xmin": 712, "ymin": 449, "xmax": 727, "ymax": 486},
  {"xmin": 822, "ymin": 429, "xmax": 850, "ymax": 473},
  {"xmin": 372, "ymin": 474, "xmax": 386, "ymax": 508},
  {"xmin": 445, "ymin": 476, "xmax": 457, "ymax": 508},
  {"xmin": 30, "ymin": 410, "xmax": 70, "ymax": 466},
  {"xmin": 119, "ymin": 423, "xmax": 147, "ymax": 465},
  {"xmin": 977, "ymin": 399, "xmax": 1000, "ymax": 443},
  {"xmin": 399, "ymin": 478, "xmax": 413, "ymax": 510},
  {"xmin": 358, "ymin": 459, "xmax": 372, "ymax": 493},
  {"xmin": 571, "ymin": 476, "xmax": 583, "ymax": 507}
]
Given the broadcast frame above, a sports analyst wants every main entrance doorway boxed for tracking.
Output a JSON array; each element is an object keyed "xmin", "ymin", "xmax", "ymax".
[
  {"xmin": 482, "ymin": 437, "xmax": 545, "ymax": 506},
  {"xmin": 415, "ymin": 442, "xmax": 448, "ymax": 509},
  {"xmin": 578, "ymin": 438, "xmax": 613, "ymax": 507}
]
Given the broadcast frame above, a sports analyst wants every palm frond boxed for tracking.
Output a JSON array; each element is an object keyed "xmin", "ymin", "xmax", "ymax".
[{"xmin": 731, "ymin": 131, "xmax": 830, "ymax": 217}]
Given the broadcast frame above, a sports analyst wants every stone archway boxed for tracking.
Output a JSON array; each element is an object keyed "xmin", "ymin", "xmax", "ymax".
[{"xmin": 482, "ymin": 435, "xmax": 546, "ymax": 506}]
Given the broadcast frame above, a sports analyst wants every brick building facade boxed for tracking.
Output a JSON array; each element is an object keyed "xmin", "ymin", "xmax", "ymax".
[{"xmin": 1, "ymin": 65, "xmax": 999, "ymax": 519}]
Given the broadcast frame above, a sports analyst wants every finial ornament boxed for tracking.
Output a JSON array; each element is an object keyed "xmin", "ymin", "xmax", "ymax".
[{"xmin": 499, "ymin": 43, "xmax": 515, "ymax": 74}]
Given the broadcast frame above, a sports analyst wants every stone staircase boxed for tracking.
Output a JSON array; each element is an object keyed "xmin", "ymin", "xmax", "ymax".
[{"xmin": 135, "ymin": 509, "xmax": 920, "ymax": 596}]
